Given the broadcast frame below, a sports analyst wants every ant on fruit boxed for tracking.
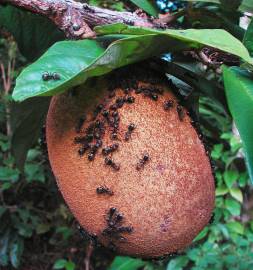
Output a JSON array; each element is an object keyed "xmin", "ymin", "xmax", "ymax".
[
  {"xmin": 96, "ymin": 186, "xmax": 114, "ymax": 196},
  {"xmin": 177, "ymin": 105, "xmax": 185, "ymax": 121},
  {"xmin": 136, "ymin": 153, "xmax": 150, "ymax": 170}
]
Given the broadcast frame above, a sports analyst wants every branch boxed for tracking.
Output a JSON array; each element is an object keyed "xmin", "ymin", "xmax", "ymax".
[{"xmin": 0, "ymin": 0, "xmax": 168, "ymax": 39}]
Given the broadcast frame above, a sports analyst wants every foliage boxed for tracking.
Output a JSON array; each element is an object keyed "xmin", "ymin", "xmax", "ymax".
[{"xmin": 0, "ymin": 0, "xmax": 253, "ymax": 269}]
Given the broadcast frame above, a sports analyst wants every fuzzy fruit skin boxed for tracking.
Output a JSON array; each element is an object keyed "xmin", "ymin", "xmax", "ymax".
[{"xmin": 46, "ymin": 76, "xmax": 215, "ymax": 258}]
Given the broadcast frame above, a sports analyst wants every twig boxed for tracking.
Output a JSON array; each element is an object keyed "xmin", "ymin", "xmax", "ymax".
[
  {"xmin": 0, "ymin": 0, "xmax": 167, "ymax": 39},
  {"xmin": 84, "ymin": 242, "xmax": 93, "ymax": 270},
  {"xmin": 0, "ymin": 59, "xmax": 15, "ymax": 136}
]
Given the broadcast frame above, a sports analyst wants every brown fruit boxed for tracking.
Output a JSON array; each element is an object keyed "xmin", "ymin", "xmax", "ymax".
[{"xmin": 46, "ymin": 70, "xmax": 215, "ymax": 258}]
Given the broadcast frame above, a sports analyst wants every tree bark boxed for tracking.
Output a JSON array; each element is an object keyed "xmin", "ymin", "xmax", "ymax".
[{"xmin": 0, "ymin": 0, "xmax": 167, "ymax": 39}]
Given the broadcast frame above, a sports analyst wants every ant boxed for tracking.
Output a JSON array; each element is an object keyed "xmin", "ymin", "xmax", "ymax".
[
  {"xmin": 96, "ymin": 186, "xmax": 114, "ymax": 196},
  {"xmin": 136, "ymin": 153, "xmax": 150, "ymax": 170},
  {"xmin": 42, "ymin": 72, "xmax": 61, "ymax": 81},
  {"xmin": 164, "ymin": 100, "xmax": 174, "ymax": 111},
  {"xmin": 125, "ymin": 123, "xmax": 136, "ymax": 141},
  {"xmin": 177, "ymin": 105, "xmax": 185, "ymax": 121}
]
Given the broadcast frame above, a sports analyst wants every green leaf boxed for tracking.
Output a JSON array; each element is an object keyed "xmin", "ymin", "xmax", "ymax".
[
  {"xmin": 193, "ymin": 227, "xmax": 209, "ymax": 242},
  {"xmin": 227, "ymin": 221, "xmax": 244, "ymax": 235},
  {"xmin": 215, "ymin": 185, "xmax": 229, "ymax": 196},
  {"xmin": 96, "ymin": 24, "xmax": 252, "ymax": 65},
  {"xmin": 243, "ymin": 19, "xmax": 253, "ymax": 57},
  {"xmin": 65, "ymin": 261, "xmax": 75, "ymax": 270},
  {"xmin": 0, "ymin": 167, "xmax": 19, "ymax": 182},
  {"xmin": 0, "ymin": 5, "xmax": 64, "ymax": 61},
  {"xmin": 223, "ymin": 66, "xmax": 253, "ymax": 183},
  {"xmin": 229, "ymin": 188, "xmax": 243, "ymax": 202},
  {"xmin": 10, "ymin": 97, "xmax": 50, "ymax": 171},
  {"xmin": 167, "ymin": 256, "xmax": 189, "ymax": 270},
  {"xmin": 223, "ymin": 170, "xmax": 239, "ymax": 188},
  {"xmin": 108, "ymin": 256, "xmax": 147, "ymax": 270},
  {"xmin": 129, "ymin": 0, "xmax": 158, "ymax": 17},
  {"xmin": 0, "ymin": 230, "xmax": 10, "ymax": 267},
  {"xmin": 13, "ymin": 25, "xmax": 253, "ymax": 102},
  {"xmin": 9, "ymin": 236, "xmax": 24, "ymax": 269},
  {"xmin": 225, "ymin": 198, "xmax": 241, "ymax": 216},
  {"xmin": 53, "ymin": 259, "xmax": 67, "ymax": 269}
]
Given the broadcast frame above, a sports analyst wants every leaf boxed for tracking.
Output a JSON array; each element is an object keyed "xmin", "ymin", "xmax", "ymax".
[
  {"xmin": 108, "ymin": 256, "xmax": 147, "ymax": 270},
  {"xmin": 227, "ymin": 221, "xmax": 244, "ymax": 235},
  {"xmin": 166, "ymin": 256, "xmax": 189, "ymax": 270},
  {"xmin": 65, "ymin": 261, "xmax": 75, "ymax": 270},
  {"xmin": 229, "ymin": 188, "xmax": 243, "ymax": 203},
  {"xmin": 0, "ymin": 5, "xmax": 64, "ymax": 61},
  {"xmin": 53, "ymin": 259, "xmax": 67, "ymax": 269},
  {"xmin": 13, "ymin": 25, "xmax": 253, "ymax": 102},
  {"xmin": 0, "ymin": 167, "xmax": 19, "ymax": 182},
  {"xmin": 224, "ymin": 198, "xmax": 241, "ymax": 216},
  {"xmin": 243, "ymin": 19, "xmax": 253, "ymax": 57},
  {"xmin": 223, "ymin": 170, "xmax": 239, "ymax": 188},
  {"xmin": 193, "ymin": 227, "xmax": 209, "ymax": 242},
  {"xmin": 129, "ymin": 0, "xmax": 158, "ymax": 17},
  {"xmin": 96, "ymin": 24, "xmax": 252, "ymax": 66},
  {"xmin": 9, "ymin": 236, "xmax": 24, "ymax": 269},
  {"xmin": 215, "ymin": 185, "xmax": 229, "ymax": 196},
  {"xmin": 10, "ymin": 97, "xmax": 50, "ymax": 171},
  {"xmin": 0, "ymin": 230, "xmax": 10, "ymax": 267},
  {"xmin": 223, "ymin": 66, "xmax": 253, "ymax": 183}
]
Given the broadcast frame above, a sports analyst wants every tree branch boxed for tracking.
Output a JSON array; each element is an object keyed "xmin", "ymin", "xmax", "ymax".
[{"xmin": 0, "ymin": 0, "xmax": 167, "ymax": 39}]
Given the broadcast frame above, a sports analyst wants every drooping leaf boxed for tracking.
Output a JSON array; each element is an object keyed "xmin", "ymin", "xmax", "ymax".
[
  {"xmin": 0, "ymin": 5, "xmax": 64, "ymax": 61},
  {"xmin": 13, "ymin": 24, "xmax": 252, "ymax": 101},
  {"xmin": 53, "ymin": 259, "xmax": 67, "ymax": 269},
  {"xmin": 166, "ymin": 256, "xmax": 189, "ymax": 270},
  {"xmin": 108, "ymin": 256, "xmax": 147, "ymax": 270},
  {"xmin": 223, "ymin": 66, "xmax": 253, "ymax": 183},
  {"xmin": 225, "ymin": 198, "xmax": 241, "ymax": 216},
  {"xmin": 129, "ymin": 0, "xmax": 159, "ymax": 17},
  {"xmin": 9, "ymin": 236, "xmax": 24, "ymax": 269},
  {"xmin": 229, "ymin": 188, "xmax": 243, "ymax": 203},
  {"xmin": 243, "ymin": 19, "xmax": 253, "ymax": 57},
  {"xmin": 10, "ymin": 97, "xmax": 50, "ymax": 170},
  {"xmin": 227, "ymin": 221, "xmax": 244, "ymax": 235}
]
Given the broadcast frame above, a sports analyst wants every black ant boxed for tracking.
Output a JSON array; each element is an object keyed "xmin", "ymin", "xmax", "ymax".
[
  {"xmin": 42, "ymin": 72, "xmax": 60, "ymax": 81},
  {"xmin": 75, "ymin": 116, "xmax": 86, "ymax": 133},
  {"xmin": 96, "ymin": 186, "xmax": 114, "ymax": 196},
  {"xmin": 102, "ymin": 143, "xmax": 119, "ymax": 155},
  {"xmin": 177, "ymin": 105, "xmax": 185, "ymax": 121},
  {"xmin": 105, "ymin": 157, "xmax": 120, "ymax": 171},
  {"xmin": 125, "ymin": 123, "xmax": 136, "ymax": 141},
  {"xmin": 136, "ymin": 153, "xmax": 150, "ymax": 170},
  {"xmin": 164, "ymin": 100, "xmax": 174, "ymax": 111}
]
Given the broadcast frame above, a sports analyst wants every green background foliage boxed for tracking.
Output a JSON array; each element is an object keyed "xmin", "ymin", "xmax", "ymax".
[{"xmin": 0, "ymin": 0, "xmax": 253, "ymax": 269}]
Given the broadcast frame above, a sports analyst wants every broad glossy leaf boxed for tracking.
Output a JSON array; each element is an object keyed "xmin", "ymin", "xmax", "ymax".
[
  {"xmin": 223, "ymin": 66, "xmax": 253, "ymax": 183},
  {"xmin": 0, "ymin": 5, "xmax": 64, "ymax": 61},
  {"xmin": 108, "ymin": 256, "xmax": 146, "ymax": 270},
  {"xmin": 96, "ymin": 24, "xmax": 252, "ymax": 64},
  {"xmin": 243, "ymin": 19, "xmax": 253, "ymax": 57},
  {"xmin": 13, "ymin": 25, "xmax": 252, "ymax": 101},
  {"xmin": 10, "ymin": 97, "xmax": 50, "ymax": 170},
  {"xmin": 129, "ymin": 0, "xmax": 158, "ymax": 17}
]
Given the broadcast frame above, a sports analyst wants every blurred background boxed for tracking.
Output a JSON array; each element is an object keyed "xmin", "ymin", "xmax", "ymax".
[{"xmin": 0, "ymin": 1, "xmax": 253, "ymax": 269}]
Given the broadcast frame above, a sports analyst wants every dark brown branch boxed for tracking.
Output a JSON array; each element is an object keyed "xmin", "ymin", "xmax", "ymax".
[{"xmin": 0, "ymin": 0, "xmax": 168, "ymax": 39}]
